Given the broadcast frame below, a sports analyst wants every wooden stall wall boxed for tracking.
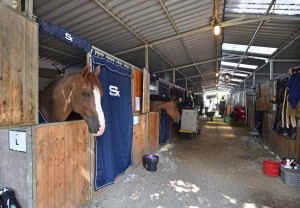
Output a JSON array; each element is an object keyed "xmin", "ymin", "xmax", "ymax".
[
  {"xmin": 142, "ymin": 70, "xmax": 150, "ymax": 113},
  {"xmin": 35, "ymin": 121, "xmax": 90, "ymax": 208},
  {"xmin": 260, "ymin": 112, "xmax": 296, "ymax": 159},
  {"xmin": 256, "ymin": 83, "xmax": 270, "ymax": 111},
  {"xmin": 132, "ymin": 114, "xmax": 147, "ymax": 166},
  {"xmin": 0, "ymin": 126, "xmax": 31, "ymax": 207},
  {"xmin": 0, "ymin": 4, "xmax": 38, "ymax": 128},
  {"xmin": 148, "ymin": 112, "xmax": 160, "ymax": 154},
  {"xmin": 132, "ymin": 68, "xmax": 142, "ymax": 113}
]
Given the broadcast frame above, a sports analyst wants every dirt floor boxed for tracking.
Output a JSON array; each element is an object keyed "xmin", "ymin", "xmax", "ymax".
[{"xmin": 91, "ymin": 117, "xmax": 300, "ymax": 208}]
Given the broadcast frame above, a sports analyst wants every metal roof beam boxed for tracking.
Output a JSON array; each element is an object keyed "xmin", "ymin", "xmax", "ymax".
[
  {"xmin": 93, "ymin": 0, "xmax": 200, "ymax": 90},
  {"xmin": 244, "ymin": 30, "xmax": 300, "ymax": 82},
  {"xmin": 154, "ymin": 54, "xmax": 241, "ymax": 74},
  {"xmin": 230, "ymin": 0, "xmax": 276, "ymax": 73},
  {"xmin": 114, "ymin": 17, "xmax": 272, "ymax": 56},
  {"xmin": 225, "ymin": 13, "xmax": 300, "ymax": 21},
  {"xmin": 176, "ymin": 72, "xmax": 215, "ymax": 81},
  {"xmin": 158, "ymin": 0, "xmax": 207, "ymax": 85},
  {"xmin": 39, "ymin": 45, "xmax": 85, "ymax": 60}
]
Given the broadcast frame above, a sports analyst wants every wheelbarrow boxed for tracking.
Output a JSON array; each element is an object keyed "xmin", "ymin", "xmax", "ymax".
[{"xmin": 205, "ymin": 111, "xmax": 215, "ymax": 121}]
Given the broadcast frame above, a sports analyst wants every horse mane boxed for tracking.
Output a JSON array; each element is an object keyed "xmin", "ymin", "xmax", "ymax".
[
  {"xmin": 42, "ymin": 72, "xmax": 102, "ymax": 94},
  {"xmin": 42, "ymin": 73, "xmax": 76, "ymax": 92},
  {"xmin": 150, "ymin": 94, "xmax": 171, "ymax": 102}
]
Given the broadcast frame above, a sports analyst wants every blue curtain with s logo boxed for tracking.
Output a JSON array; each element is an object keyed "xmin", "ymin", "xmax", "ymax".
[
  {"xmin": 37, "ymin": 18, "xmax": 92, "ymax": 53},
  {"xmin": 92, "ymin": 50, "xmax": 133, "ymax": 190},
  {"xmin": 159, "ymin": 81, "xmax": 170, "ymax": 144}
]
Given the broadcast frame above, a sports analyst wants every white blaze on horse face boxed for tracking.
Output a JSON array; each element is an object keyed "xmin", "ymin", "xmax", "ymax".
[{"xmin": 92, "ymin": 86, "xmax": 106, "ymax": 136}]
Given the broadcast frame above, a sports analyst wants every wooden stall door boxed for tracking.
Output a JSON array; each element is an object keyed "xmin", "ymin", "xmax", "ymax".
[
  {"xmin": 35, "ymin": 121, "xmax": 90, "ymax": 208},
  {"xmin": 0, "ymin": 4, "xmax": 38, "ymax": 128}
]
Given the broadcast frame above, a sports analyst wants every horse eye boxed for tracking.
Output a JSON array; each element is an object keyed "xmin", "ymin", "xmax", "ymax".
[{"xmin": 82, "ymin": 92, "xmax": 91, "ymax": 98}]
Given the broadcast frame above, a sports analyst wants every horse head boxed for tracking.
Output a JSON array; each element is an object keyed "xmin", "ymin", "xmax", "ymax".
[
  {"xmin": 72, "ymin": 65, "xmax": 105, "ymax": 136},
  {"xmin": 151, "ymin": 96, "xmax": 181, "ymax": 123}
]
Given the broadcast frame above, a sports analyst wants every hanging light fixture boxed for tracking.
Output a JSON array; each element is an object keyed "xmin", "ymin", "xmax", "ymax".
[
  {"xmin": 212, "ymin": 0, "xmax": 222, "ymax": 36},
  {"xmin": 214, "ymin": 23, "xmax": 221, "ymax": 35}
]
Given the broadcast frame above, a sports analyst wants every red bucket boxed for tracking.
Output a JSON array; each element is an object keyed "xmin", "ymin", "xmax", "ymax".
[{"xmin": 263, "ymin": 160, "xmax": 280, "ymax": 177}]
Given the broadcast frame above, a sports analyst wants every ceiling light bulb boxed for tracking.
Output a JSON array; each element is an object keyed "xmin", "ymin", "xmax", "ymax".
[
  {"xmin": 216, "ymin": 72, "xmax": 219, "ymax": 77},
  {"xmin": 214, "ymin": 25, "xmax": 220, "ymax": 35}
]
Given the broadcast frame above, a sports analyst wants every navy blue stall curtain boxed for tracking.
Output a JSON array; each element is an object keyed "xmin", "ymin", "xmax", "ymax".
[
  {"xmin": 159, "ymin": 81, "xmax": 170, "ymax": 144},
  {"xmin": 92, "ymin": 50, "xmax": 133, "ymax": 190},
  {"xmin": 37, "ymin": 19, "xmax": 92, "ymax": 53}
]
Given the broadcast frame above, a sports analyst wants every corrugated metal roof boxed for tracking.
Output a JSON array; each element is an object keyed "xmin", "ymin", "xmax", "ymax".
[
  {"xmin": 221, "ymin": 0, "xmax": 300, "ymax": 90},
  {"xmin": 33, "ymin": 0, "xmax": 299, "ymax": 92}
]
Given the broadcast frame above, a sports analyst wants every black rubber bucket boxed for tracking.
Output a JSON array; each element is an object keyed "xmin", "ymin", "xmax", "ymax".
[{"xmin": 144, "ymin": 155, "xmax": 159, "ymax": 172}]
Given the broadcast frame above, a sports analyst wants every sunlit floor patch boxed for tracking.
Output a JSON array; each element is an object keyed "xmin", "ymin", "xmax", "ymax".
[{"xmin": 169, "ymin": 180, "xmax": 200, "ymax": 193}]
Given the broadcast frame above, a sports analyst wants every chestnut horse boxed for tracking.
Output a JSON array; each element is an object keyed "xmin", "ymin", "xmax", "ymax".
[
  {"xmin": 39, "ymin": 65, "xmax": 105, "ymax": 136},
  {"xmin": 150, "ymin": 94, "xmax": 181, "ymax": 123}
]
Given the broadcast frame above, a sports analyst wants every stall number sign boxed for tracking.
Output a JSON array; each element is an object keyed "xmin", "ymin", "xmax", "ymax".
[{"xmin": 9, "ymin": 130, "xmax": 26, "ymax": 152}]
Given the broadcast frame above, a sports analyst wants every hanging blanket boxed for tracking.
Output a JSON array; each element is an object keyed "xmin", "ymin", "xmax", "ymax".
[
  {"xmin": 271, "ymin": 77, "xmax": 297, "ymax": 139},
  {"xmin": 158, "ymin": 81, "xmax": 170, "ymax": 144},
  {"xmin": 92, "ymin": 50, "xmax": 133, "ymax": 190}
]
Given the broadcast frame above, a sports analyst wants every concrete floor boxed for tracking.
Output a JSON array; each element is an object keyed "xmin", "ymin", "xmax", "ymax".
[{"xmin": 91, "ymin": 118, "xmax": 300, "ymax": 208}]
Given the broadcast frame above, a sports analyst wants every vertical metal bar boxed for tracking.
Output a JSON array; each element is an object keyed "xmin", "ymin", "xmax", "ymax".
[
  {"xmin": 26, "ymin": 126, "xmax": 33, "ymax": 208},
  {"xmin": 253, "ymin": 73, "xmax": 256, "ymax": 87},
  {"xmin": 145, "ymin": 44, "xmax": 149, "ymax": 71},
  {"xmin": 244, "ymin": 80, "xmax": 246, "ymax": 91},
  {"xmin": 25, "ymin": 0, "xmax": 33, "ymax": 17},
  {"xmin": 270, "ymin": 59, "xmax": 273, "ymax": 80},
  {"xmin": 86, "ymin": 52, "xmax": 93, "ymax": 203},
  {"xmin": 31, "ymin": 126, "xmax": 36, "ymax": 208},
  {"xmin": 173, "ymin": 69, "xmax": 175, "ymax": 84},
  {"xmin": 185, "ymin": 78, "xmax": 188, "ymax": 89}
]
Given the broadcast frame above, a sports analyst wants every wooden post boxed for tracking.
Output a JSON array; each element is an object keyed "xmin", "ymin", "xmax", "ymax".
[{"xmin": 145, "ymin": 44, "xmax": 149, "ymax": 71}]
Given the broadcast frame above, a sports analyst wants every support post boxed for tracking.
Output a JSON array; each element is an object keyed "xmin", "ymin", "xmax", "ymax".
[
  {"xmin": 270, "ymin": 59, "xmax": 273, "ymax": 80},
  {"xmin": 253, "ymin": 73, "xmax": 256, "ymax": 88},
  {"xmin": 145, "ymin": 44, "xmax": 149, "ymax": 71},
  {"xmin": 185, "ymin": 78, "xmax": 188, "ymax": 89},
  {"xmin": 24, "ymin": 0, "xmax": 33, "ymax": 17},
  {"xmin": 244, "ymin": 81, "xmax": 246, "ymax": 91},
  {"xmin": 173, "ymin": 69, "xmax": 175, "ymax": 84}
]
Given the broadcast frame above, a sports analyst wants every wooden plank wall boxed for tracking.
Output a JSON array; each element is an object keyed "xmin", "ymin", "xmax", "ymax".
[
  {"xmin": 132, "ymin": 68, "xmax": 142, "ymax": 113},
  {"xmin": 142, "ymin": 70, "xmax": 150, "ymax": 113},
  {"xmin": 0, "ymin": 4, "xmax": 38, "ymax": 128},
  {"xmin": 35, "ymin": 121, "xmax": 90, "ymax": 208},
  {"xmin": 260, "ymin": 112, "xmax": 296, "ymax": 159},
  {"xmin": 256, "ymin": 83, "xmax": 270, "ymax": 111},
  {"xmin": 148, "ymin": 112, "xmax": 159, "ymax": 154},
  {"xmin": 132, "ymin": 114, "xmax": 147, "ymax": 166}
]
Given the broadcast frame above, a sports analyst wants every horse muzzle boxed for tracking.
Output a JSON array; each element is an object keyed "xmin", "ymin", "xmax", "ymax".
[
  {"xmin": 86, "ymin": 117, "xmax": 105, "ymax": 136},
  {"xmin": 91, "ymin": 125, "xmax": 105, "ymax": 137}
]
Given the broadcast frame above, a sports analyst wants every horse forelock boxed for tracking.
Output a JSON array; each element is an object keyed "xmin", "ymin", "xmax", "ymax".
[{"xmin": 82, "ymin": 73, "xmax": 103, "ymax": 95}]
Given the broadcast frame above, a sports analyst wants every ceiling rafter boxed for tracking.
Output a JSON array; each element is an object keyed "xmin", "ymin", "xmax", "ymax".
[
  {"xmin": 113, "ymin": 16, "xmax": 277, "ymax": 56},
  {"xmin": 92, "ymin": 0, "xmax": 200, "ymax": 90},
  {"xmin": 158, "ymin": 0, "xmax": 207, "ymax": 85}
]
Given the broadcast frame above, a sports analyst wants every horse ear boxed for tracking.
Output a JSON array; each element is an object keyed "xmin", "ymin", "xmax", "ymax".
[
  {"xmin": 81, "ymin": 64, "xmax": 90, "ymax": 79},
  {"xmin": 94, "ymin": 65, "xmax": 101, "ymax": 77}
]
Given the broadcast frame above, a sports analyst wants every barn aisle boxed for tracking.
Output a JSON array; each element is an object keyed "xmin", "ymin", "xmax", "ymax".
[{"xmin": 91, "ymin": 118, "xmax": 300, "ymax": 208}]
